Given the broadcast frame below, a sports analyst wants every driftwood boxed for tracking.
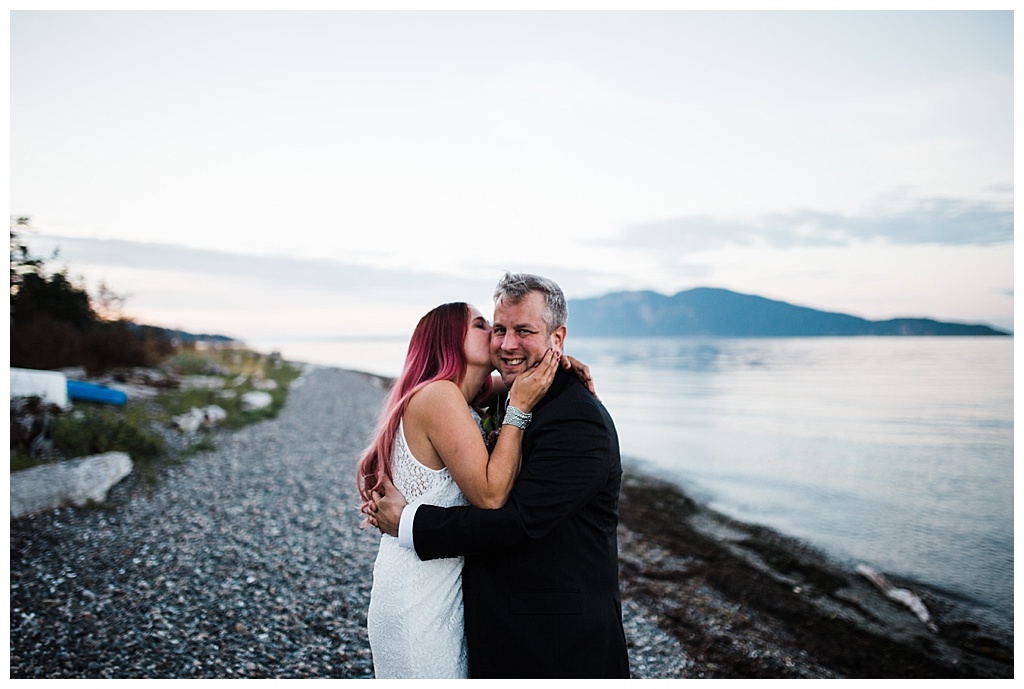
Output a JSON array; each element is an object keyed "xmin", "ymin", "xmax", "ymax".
[
  {"xmin": 856, "ymin": 564, "xmax": 938, "ymax": 632},
  {"xmin": 10, "ymin": 452, "xmax": 133, "ymax": 518}
]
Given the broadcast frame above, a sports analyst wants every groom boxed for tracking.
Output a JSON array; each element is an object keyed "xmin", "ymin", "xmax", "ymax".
[{"xmin": 371, "ymin": 272, "xmax": 630, "ymax": 678}]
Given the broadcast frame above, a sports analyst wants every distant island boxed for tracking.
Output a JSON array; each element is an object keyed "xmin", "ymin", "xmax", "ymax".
[
  {"xmin": 567, "ymin": 287, "xmax": 1010, "ymax": 337},
  {"xmin": 132, "ymin": 324, "xmax": 239, "ymax": 345}
]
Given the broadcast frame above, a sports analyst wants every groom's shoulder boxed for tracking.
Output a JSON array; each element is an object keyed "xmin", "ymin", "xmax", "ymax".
[{"xmin": 549, "ymin": 371, "xmax": 606, "ymax": 417}]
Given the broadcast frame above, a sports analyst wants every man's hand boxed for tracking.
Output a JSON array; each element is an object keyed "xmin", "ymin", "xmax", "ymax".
[{"xmin": 366, "ymin": 474, "xmax": 407, "ymax": 537}]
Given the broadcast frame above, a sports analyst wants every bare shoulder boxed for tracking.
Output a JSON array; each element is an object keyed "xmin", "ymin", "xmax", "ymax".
[{"xmin": 406, "ymin": 380, "xmax": 464, "ymax": 416}]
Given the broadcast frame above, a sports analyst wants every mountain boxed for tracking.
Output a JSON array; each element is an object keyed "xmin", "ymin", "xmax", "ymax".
[
  {"xmin": 567, "ymin": 288, "xmax": 1010, "ymax": 337},
  {"xmin": 132, "ymin": 323, "xmax": 238, "ymax": 344}
]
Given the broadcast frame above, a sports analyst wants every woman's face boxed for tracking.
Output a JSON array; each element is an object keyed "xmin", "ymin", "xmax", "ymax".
[{"xmin": 464, "ymin": 305, "xmax": 494, "ymax": 370}]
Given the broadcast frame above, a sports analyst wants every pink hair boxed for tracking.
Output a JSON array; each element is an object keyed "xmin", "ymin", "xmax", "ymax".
[{"xmin": 356, "ymin": 302, "xmax": 492, "ymax": 508}]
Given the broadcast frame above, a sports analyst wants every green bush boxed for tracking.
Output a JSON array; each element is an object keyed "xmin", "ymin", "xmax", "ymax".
[
  {"xmin": 166, "ymin": 351, "xmax": 222, "ymax": 376},
  {"xmin": 49, "ymin": 404, "xmax": 167, "ymax": 463}
]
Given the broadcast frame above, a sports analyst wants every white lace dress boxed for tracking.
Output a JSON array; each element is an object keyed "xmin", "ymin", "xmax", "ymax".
[{"xmin": 366, "ymin": 418, "xmax": 470, "ymax": 679}]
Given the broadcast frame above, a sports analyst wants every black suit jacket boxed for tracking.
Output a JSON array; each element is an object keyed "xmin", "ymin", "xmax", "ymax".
[{"xmin": 413, "ymin": 367, "xmax": 630, "ymax": 678}]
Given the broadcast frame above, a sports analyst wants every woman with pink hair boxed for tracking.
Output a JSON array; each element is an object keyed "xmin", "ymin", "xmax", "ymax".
[{"xmin": 358, "ymin": 301, "xmax": 562, "ymax": 679}]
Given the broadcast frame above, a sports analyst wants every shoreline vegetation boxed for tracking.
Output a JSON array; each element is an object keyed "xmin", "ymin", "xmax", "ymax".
[
  {"xmin": 10, "ymin": 345, "xmax": 303, "ymax": 480},
  {"xmin": 10, "ymin": 355, "xmax": 1012, "ymax": 678},
  {"xmin": 616, "ymin": 468, "xmax": 1012, "ymax": 678}
]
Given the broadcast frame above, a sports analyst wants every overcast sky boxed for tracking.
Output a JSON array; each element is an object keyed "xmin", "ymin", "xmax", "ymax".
[{"xmin": 10, "ymin": 9, "xmax": 1014, "ymax": 346}]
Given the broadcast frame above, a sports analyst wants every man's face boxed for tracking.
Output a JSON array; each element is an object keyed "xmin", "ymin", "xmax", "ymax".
[{"xmin": 490, "ymin": 291, "xmax": 566, "ymax": 387}]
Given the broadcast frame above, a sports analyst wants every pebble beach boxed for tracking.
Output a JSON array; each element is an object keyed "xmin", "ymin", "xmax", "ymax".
[{"xmin": 9, "ymin": 365, "xmax": 1013, "ymax": 679}]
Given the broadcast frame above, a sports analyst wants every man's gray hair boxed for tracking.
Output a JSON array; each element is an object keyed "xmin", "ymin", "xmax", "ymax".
[{"xmin": 493, "ymin": 272, "xmax": 568, "ymax": 333}]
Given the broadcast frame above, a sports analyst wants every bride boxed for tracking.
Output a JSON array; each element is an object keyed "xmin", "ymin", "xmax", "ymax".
[{"xmin": 356, "ymin": 301, "xmax": 572, "ymax": 679}]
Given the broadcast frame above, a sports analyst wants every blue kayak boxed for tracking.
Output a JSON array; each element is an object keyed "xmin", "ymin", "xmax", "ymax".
[{"xmin": 66, "ymin": 380, "xmax": 128, "ymax": 406}]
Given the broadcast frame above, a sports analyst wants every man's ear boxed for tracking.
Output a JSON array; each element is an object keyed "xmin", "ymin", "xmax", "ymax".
[{"xmin": 550, "ymin": 325, "xmax": 567, "ymax": 353}]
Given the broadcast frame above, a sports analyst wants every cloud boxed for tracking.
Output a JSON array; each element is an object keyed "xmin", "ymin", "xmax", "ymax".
[
  {"xmin": 29, "ymin": 232, "xmax": 656, "ymax": 312},
  {"xmin": 22, "ymin": 233, "xmax": 508, "ymax": 338},
  {"xmin": 611, "ymin": 196, "xmax": 1013, "ymax": 253},
  {"xmin": 33, "ymin": 234, "xmax": 480, "ymax": 299}
]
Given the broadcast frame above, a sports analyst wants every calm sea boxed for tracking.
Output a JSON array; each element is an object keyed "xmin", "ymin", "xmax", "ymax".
[{"xmin": 254, "ymin": 335, "xmax": 1014, "ymax": 639}]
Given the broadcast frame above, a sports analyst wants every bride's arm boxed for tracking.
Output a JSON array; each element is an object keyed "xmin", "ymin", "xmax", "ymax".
[
  {"xmin": 419, "ymin": 350, "xmax": 560, "ymax": 509},
  {"xmin": 562, "ymin": 354, "xmax": 596, "ymax": 397}
]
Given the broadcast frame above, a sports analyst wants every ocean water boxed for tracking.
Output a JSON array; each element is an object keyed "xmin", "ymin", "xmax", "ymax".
[{"xmin": 254, "ymin": 335, "xmax": 1014, "ymax": 639}]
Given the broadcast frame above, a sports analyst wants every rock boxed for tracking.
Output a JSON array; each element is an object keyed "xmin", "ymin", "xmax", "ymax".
[
  {"xmin": 180, "ymin": 375, "xmax": 226, "ymax": 390},
  {"xmin": 204, "ymin": 405, "xmax": 228, "ymax": 425},
  {"xmin": 173, "ymin": 406, "xmax": 229, "ymax": 432},
  {"xmin": 10, "ymin": 452, "xmax": 133, "ymax": 518},
  {"xmin": 173, "ymin": 409, "xmax": 203, "ymax": 433},
  {"xmin": 252, "ymin": 379, "xmax": 278, "ymax": 391},
  {"xmin": 240, "ymin": 391, "xmax": 273, "ymax": 411}
]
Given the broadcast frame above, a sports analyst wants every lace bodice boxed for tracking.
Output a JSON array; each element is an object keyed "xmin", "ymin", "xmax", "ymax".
[{"xmin": 390, "ymin": 419, "xmax": 470, "ymax": 508}]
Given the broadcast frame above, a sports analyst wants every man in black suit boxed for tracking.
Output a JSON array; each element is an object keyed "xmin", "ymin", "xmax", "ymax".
[{"xmin": 371, "ymin": 272, "xmax": 629, "ymax": 678}]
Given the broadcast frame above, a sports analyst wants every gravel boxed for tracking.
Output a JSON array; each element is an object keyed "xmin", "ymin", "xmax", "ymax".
[{"xmin": 10, "ymin": 365, "xmax": 686, "ymax": 679}]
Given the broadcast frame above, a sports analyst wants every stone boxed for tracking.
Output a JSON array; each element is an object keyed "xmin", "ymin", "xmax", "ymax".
[
  {"xmin": 180, "ymin": 375, "xmax": 226, "ymax": 390},
  {"xmin": 172, "ymin": 406, "xmax": 229, "ymax": 432},
  {"xmin": 204, "ymin": 405, "xmax": 228, "ymax": 425},
  {"xmin": 240, "ymin": 391, "xmax": 273, "ymax": 411},
  {"xmin": 10, "ymin": 452, "xmax": 133, "ymax": 518}
]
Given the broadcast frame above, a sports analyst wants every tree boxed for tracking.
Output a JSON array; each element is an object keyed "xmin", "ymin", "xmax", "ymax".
[
  {"xmin": 10, "ymin": 217, "xmax": 46, "ymax": 298},
  {"xmin": 10, "ymin": 221, "xmax": 96, "ymax": 328},
  {"xmin": 10, "ymin": 220, "xmax": 173, "ymax": 372}
]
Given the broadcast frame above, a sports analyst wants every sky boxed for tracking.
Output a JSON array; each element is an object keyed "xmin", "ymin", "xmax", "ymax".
[{"xmin": 9, "ymin": 9, "xmax": 1015, "ymax": 351}]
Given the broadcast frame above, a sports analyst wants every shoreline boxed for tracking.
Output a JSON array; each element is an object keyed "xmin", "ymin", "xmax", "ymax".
[
  {"xmin": 9, "ymin": 363, "xmax": 1013, "ymax": 679},
  {"xmin": 347, "ymin": 365, "xmax": 1013, "ymax": 678},
  {"xmin": 615, "ymin": 467, "xmax": 1013, "ymax": 678}
]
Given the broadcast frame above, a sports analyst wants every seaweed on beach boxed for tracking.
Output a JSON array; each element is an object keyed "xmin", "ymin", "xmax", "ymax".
[{"xmin": 615, "ymin": 469, "xmax": 1012, "ymax": 679}]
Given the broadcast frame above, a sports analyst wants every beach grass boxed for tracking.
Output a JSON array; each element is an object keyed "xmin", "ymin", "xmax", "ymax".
[
  {"xmin": 10, "ymin": 344, "xmax": 304, "ymax": 482},
  {"xmin": 156, "ymin": 346, "xmax": 303, "ymax": 430}
]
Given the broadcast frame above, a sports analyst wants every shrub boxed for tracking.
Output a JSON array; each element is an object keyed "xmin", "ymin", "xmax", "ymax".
[
  {"xmin": 49, "ymin": 404, "xmax": 167, "ymax": 464},
  {"xmin": 81, "ymin": 320, "xmax": 176, "ymax": 373}
]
